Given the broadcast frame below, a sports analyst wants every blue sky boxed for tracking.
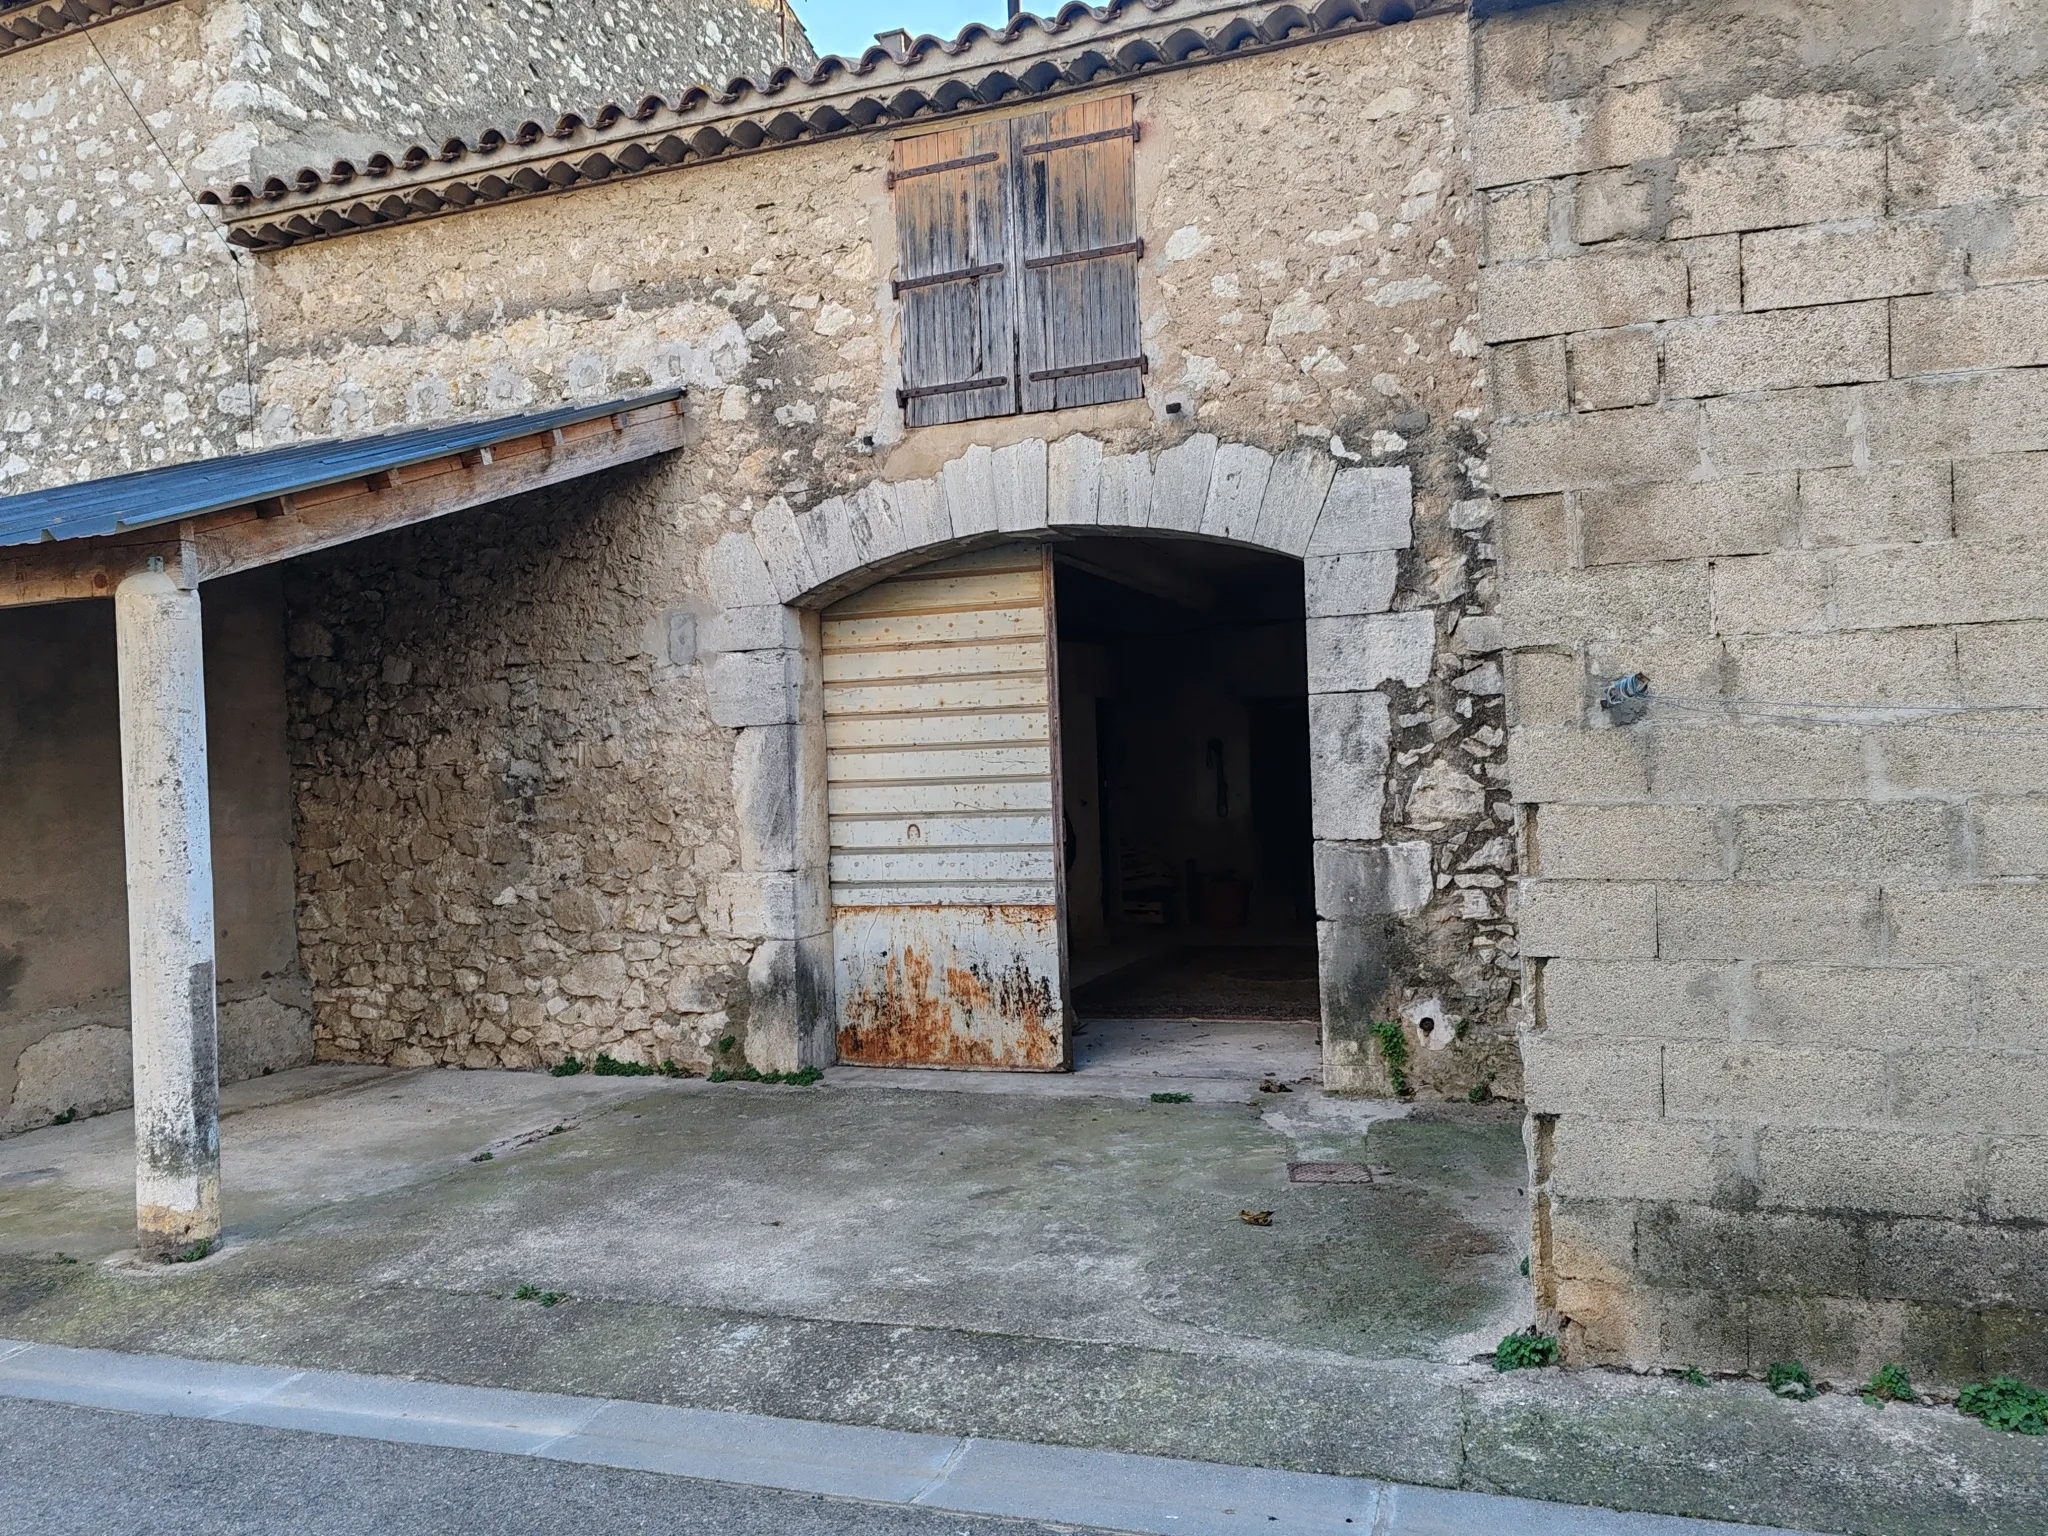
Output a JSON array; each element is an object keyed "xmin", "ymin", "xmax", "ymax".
[{"xmin": 791, "ymin": 0, "xmax": 1013, "ymax": 58}]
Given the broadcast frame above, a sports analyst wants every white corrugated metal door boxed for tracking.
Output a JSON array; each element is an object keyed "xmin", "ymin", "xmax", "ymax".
[{"xmin": 822, "ymin": 543, "xmax": 1068, "ymax": 1069}]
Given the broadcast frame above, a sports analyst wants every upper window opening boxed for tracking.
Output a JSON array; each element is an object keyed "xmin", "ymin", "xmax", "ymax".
[{"xmin": 891, "ymin": 96, "xmax": 1146, "ymax": 429}]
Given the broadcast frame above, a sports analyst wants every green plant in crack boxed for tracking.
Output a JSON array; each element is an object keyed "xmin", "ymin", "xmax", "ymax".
[
  {"xmin": 1958, "ymin": 1377, "xmax": 2048, "ymax": 1435},
  {"xmin": 550, "ymin": 1056, "xmax": 585, "ymax": 1077},
  {"xmin": 1861, "ymin": 1363, "xmax": 1915, "ymax": 1407},
  {"xmin": 512, "ymin": 1284, "xmax": 565, "ymax": 1308},
  {"xmin": 1150, "ymin": 1091, "xmax": 1193, "ymax": 1104},
  {"xmin": 1679, "ymin": 1365, "xmax": 1710, "ymax": 1387},
  {"xmin": 593, "ymin": 1053, "xmax": 654, "ymax": 1077},
  {"xmin": 1369, "ymin": 1020, "xmax": 1411, "ymax": 1098},
  {"xmin": 165, "ymin": 1239, "xmax": 214, "ymax": 1264},
  {"xmin": 1494, "ymin": 1330, "xmax": 1559, "ymax": 1372},
  {"xmin": 1768, "ymin": 1361, "xmax": 1817, "ymax": 1400}
]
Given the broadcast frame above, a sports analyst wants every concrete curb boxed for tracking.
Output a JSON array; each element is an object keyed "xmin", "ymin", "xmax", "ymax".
[{"xmin": 0, "ymin": 1338, "xmax": 1811, "ymax": 1536}]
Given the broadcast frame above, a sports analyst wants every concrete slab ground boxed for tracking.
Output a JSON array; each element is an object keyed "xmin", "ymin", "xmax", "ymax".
[{"xmin": 1, "ymin": 1046, "xmax": 2042, "ymax": 1536}]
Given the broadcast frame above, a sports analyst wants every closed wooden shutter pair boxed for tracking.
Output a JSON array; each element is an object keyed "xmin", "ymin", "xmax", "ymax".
[{"xmin": 892, "ymin": 96, "xmax": 1145, "ymax": 429}]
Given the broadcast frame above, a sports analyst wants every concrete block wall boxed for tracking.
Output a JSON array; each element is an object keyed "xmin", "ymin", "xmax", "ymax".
[{"xmin": 1482, "ymin": 0, "xmax": 2048, "ymax": 1388}]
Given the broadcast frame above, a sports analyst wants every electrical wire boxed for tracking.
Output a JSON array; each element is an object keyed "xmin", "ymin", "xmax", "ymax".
[{"xmin": 83, "ymin": 27, "xmax": 261, "ymax": 439}]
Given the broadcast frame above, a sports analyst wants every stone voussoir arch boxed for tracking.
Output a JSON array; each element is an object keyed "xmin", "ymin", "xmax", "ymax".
[{"xmin": 694, "ymin": 431, "xmax": 1434, "ymax": 1087}]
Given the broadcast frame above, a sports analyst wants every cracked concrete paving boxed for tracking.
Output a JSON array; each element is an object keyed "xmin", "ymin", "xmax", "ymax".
[{"xmin": 1, "ymin": 1058, "xmax": 2043, "ymax": 1536}]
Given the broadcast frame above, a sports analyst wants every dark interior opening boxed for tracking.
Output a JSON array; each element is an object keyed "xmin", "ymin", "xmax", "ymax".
[{"xmin": 1053, "ymin": 536, "xmax": 1319, "ymax": 1024}]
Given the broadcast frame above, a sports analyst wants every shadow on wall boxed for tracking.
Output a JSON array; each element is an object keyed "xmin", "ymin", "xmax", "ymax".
[{"xmin": 0, "ymin": 570, "xmax": 312, "ymax": 1137}]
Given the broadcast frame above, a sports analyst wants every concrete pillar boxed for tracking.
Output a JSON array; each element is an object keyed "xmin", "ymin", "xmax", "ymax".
[{"xmin": 113, "ymin": 561, "xmax": 220, "ymax": 1260}]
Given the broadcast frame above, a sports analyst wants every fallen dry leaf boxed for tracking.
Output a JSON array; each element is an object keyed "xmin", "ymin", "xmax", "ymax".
[{"xmin": 1239, "ymin": 1209, "xmax": 1274, "ymax": 1226}]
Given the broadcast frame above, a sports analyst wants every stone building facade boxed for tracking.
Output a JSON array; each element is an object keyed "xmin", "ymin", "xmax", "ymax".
[{"xmin": 2, "ymin": 0, "xmax": 2044, "ymax": 1390}]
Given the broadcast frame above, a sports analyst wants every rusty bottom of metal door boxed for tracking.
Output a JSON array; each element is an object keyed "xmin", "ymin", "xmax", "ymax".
[{"xmin": 823, "ymin": 543, "xmax": 1067, "ymax": 1069}]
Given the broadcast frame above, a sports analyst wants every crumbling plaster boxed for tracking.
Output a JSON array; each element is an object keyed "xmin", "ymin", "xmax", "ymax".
[{"xmin": 258, "ymin": 18, "xmax": 1518, "ymax": 1095}]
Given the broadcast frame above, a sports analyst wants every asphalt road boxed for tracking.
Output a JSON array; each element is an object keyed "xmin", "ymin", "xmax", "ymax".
[{"xmin": 0, "ymin": 1398, "xmax": 1119, "ymax": 1536}]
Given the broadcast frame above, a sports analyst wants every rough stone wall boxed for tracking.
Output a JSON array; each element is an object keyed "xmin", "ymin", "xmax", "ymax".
[
  {"xmin": 0, "ymin": 0, "xmax": 810, "ymax": 494},
  {"xmin": 0, "ymin": 570, "xmax": 310, "ymax": 1137},
  {"xmin": 255, "ymin": 18, "xmax": 1516, "ymax": 1094},
  {"xmin": 1483, "ymin": 0, "xmax": 2048, "ymax": 1387}
]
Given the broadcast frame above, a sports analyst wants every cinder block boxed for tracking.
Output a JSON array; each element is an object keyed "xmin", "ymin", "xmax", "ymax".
[
  {"xmin": 1490, "ymin": 336, "xmax": 1569, "ymax": 419},
  {"xmin": 1982, "ymin": 968, "xmax": 2048, "ymax": 1050},
  {"xmin": 1797, "ymin": 460, "xmax": 1953, "ymax": 547},
  {"xmin": 1307, "ymin": 611, "xmax": 1436, "ymax": 691},
  {"xmin": 1254, "ymin": 445, "xmax": 1339, "ymax": 557},
  {"xmin": 1533, "ymin": 802, "xmax": 1726, "ymax": 881},
  {"xmin": 1987, "ymin": 1138, "xmax": 2048, "ymax": 1222},
  {"xmin": 1307, "ymin": 690, "xmax": 1390, "ymax": 842},
  {"xmin": 1471, "ymin": 85, "xmax": 1680, "ymax": 190},
  {"xmin": 1553, "ymin": 1116, "xmax": 1725, "ymax": 1202},
  {"xmin": 1516, "ymin": 879, "xmax": 1657, "ymax": 958},
  {"xmin": 1977, "ymin": 799, "xmax": 2048, "ymax": 876},
  {"xmin": 1859, "ymin": 368, "xmax": 2048, "ymax": 465},
  {"xmin": 1500, "ymin": 562, "xmax": 1712, "ymax": 647},
  {"xmin": 1889, "ymin": 117, "xmax": 2048, "ymax": 211},
  {"xmin": 1670, "ymin": 144, "xmax": 1886, "ymax": 238},
  {"xmin": 1892, "ymin": 280, "xmax": 2048, "ymax": 376},
  {"xmin": 1751, "ymin": 964, "xmax": 1977, "ymax": 1049},
  {"xmin": 1736, "ymin": 801, "xmax": 1961, "ymax": 882},
  {"xmin": 1307, "ymin": 467, "xmax": 1413, "ymax": 554},
  {"xmin": 1756, "ymin": 1127, "xmax": 1977, "ymax": 1219},
  {"xmin": 1893, "ymin": 1050, "xmax": 2048, "ymax": 1134},
  {"xmin": 1568, "ymin": 326, "xmax": 1659, "ymax": 412},
  {"xmin": 703, "ymin": 648, "xmax": 800, "ymax": 728},
  {"xmin": 1147, "ymin": 433, "xmax": 1219, "ymax": 534},
  {"xmin": 1708, "ymin": 552, "xmax": 1834, "ymax": 637},
  {"xmin": 1506, "ymin": 649, "xmax": 1585, "ymax": 728},
  {"xmin": 1046, "ymin": 433, "xmax": 1103, "ymax": 526},
  {"xmin": 1968, "ymin": 197, "xmax": 2048, "ymax": 287},
  {"xmin": 1200, "ymin": 441, "xmax": 1273, "ymax": 543},
  {"xmin": 1727, "ymin": 628, "xmax": 1959, "ymax": 709},
  {"xmin": 1478, "ymin": 249, "xmax": 1690, "ymax": 343},
  {"xmin": 1635, "ymin": 1203, "xmax": 1870, "ymax": 1301},
  {"xmin": 1889, "ymin": 885, "xmax": 2048, "ymax": 964},
  {"xmin": 1482, "ymin": 184, "xmax": 1555, "ymax": 266},
  {"xmin": 1647, "ymin": 725, "xmax": 1867, "ymax": 804},
  {"xmin": 1472, "ymin": 12, "xmax": 1554, "ymax": 110},
  {"xmin": 1584, "ymin": 635, "xmax": 1728, "ymax": 709},
  {"xmin": 1505, "ymin": 725, "xmax": 1652, "ymax": 803},
  {"xmin": 1742, "ymin": 219, "xmax": 1964, "ymax": 311},
  {"xmin": 1952, "ymin": 451, "xmax": 2048, "ymax": 545},
  {"xmin": 1833, "ymin": 541, "xmax": 2048, "ymax": 630},
  {"xmin": 1520, "ymin": 1030, "xmax": 1663, "ymax": 1113},
  {"xmin": 1664, "ymin": 303, "xmax": 1890, "ymax": 399},
  {"xmin": 1313, "ymin": 840, "xmax": 1432, "ymax": 920},
  {"xmin": 1682, "ymin": 236, "xmax": 1742, "ymax": 315},
  {"xmin": 1497, "ymin": 494, "xmax": 1571, "ymax": 575},
  {"xmin": 1701, "ymin": 387, "xmax": 1863, "ymax": 476},
  {"xmin": 1872, "ymin": 723, "xmax": 2048, "ymax": 798},
  {"xmin": 1538, "ymin": 957, "xmax": 1729, "ymax": 1039},
  {"xmin": 1663, "ymin": 1042, "xmax": 1890, "ymax": 1122},
  {"xmin": 1304, "ymin": 551, "xmax": 1398, "ymax": 618},
  {"xmin": 1574, "ymin": 167, "xmax": 1662, "ymax": 246},
  {"xmin": 1656, "ymin": 881, "xmax": 1883, "ymax": 962},
  {"xmin": 1865, "ymin": 1218, "xmax": 2048, "ymax": 1310},
  {"xmin": 1960, "ymin": 620, "xmax": 2048, "ymax": 706},
  {"xmin": 1580, "ymin": 475, "xmax": 1790, "ymax": 566},
  {"xmin": 1492, "ymin": 401, "xmax": 1701, "ymax": 497}
]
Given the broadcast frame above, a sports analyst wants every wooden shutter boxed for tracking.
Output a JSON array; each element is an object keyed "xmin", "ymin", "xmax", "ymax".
[
  {"xmin": 1013, "ymin": 96, "xmax": 1145, "ymax": 414},
  {"xmin": 891, "ymin": 122, "xmax": 1018, "ymax": 428},
  {"xmin": 822, "ymin": 544, "xmax": 1068, "ymax": 1070}
]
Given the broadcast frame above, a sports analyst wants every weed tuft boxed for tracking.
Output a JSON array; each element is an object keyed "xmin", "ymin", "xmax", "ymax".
[
  {"xmin": 1494, "ymin": 1329, "xmax": 1559, "ymax": 1372},
  {"xmin": 1151, "ymin": 1091, "xmax": 1193, "ymax": 1104},
  {"xmin": 593, "ymin": 1053, "xmax": 654, "ymax": 1077},
  {"xmin": 718, "ymin": 1035, "xmax": 738, "ymax": 1053},
  {"xmin": 1680, "ymin": 1365, "xmax": 1710, "ymax": 1387},
  {"xmin": 1369, "ymin": 1021, "xmax": 1411, "ymax": 1098},
  {"xmin": 512, "ymin": 1283, "xmax": 565, "ymax": 1308},
  {"xmin": 1861, "ymin": 1363, "xmax": 1915, "ymax": 1407},
  {"xmin": 470, "ymin": 1150, "xmax": 494, "ymax": 1163},
  {"xmin": 1466, "ymin": 1077, "xmax": 1493, "ymax": 1104},
  {"xmin": 51, "ymin": 1106, "xmax": 78, "ymax": 1125},
  {"xmin": 1958, "ymin": 1377, "xmax": 2048, "ymax": 1435},
  {"xmin": 1768, "ymin": 1361, "xmax": 1817, "ymax": 1400},
  {"xmin": 166, "ymin": 1239, "xmax": 214, "ymax": 1264},
  {"xmin": 550, "ymin": 1057, "xmax": 585, "ymax": 1077}
]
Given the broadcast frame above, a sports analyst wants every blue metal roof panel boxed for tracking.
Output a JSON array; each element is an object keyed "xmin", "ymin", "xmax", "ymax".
[{"xmin": 0, "ymin": 389, "xmax": 684, "ymax": 550}]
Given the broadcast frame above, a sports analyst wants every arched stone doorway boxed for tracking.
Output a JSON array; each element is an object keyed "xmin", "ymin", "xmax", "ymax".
[{"xmin": 698, "ymin": 432, "xmax": 1425, "ymax": 1089}]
